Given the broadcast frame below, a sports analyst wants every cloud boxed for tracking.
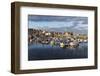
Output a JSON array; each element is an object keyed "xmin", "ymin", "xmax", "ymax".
[
  {"xmin": 28, "ymin": 15, "xmax": 88, "ymax": 23},
  {"xmin": 28, "ymin": 15, "xmax": 88, "ymax": 34}
]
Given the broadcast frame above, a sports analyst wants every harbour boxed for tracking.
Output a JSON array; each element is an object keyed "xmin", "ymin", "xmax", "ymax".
[
  {"xmin": 28, "ymin": 29, "xmax": 88, "ymax": 60},
  {"xmin": 28, "ymin": 42, "xmax": 88, "ymax": 60}
]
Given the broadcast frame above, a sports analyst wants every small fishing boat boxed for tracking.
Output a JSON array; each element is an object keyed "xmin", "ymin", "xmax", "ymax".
[
  {"xmin": 60, "ymin": 43, "xmax": 65, "ymax": 48},
  {"xmin": 50, "ymin": 41, "xmax": 55, "ymax": 46},
  {"xmin": 83, "ymin": 40, "xmax": 88, "ymax": 43},
  {"xmin": 29, "ymin": 39, "xmax": 33, "ymax": 43},
  {"xmin": 60, "ymin": 41, "xmax": 79, "ymax": 48},
  {"xmin": 69, "ymin": 41, "xmax": 79, "ymax": 48}
]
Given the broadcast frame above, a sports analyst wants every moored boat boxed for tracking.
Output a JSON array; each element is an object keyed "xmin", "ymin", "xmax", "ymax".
[{"xmin": 69, "ymin": 41, "xmax": 79, "ymax": 48}]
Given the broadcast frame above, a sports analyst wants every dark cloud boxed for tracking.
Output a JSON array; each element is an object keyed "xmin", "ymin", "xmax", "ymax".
[
  {"xmin": 28, "ymin": 15, "xmax": 88, "ymax": 24},
  {"xmin": 28, "ymin": 15, "xmax": 88, "ymax": 34}
]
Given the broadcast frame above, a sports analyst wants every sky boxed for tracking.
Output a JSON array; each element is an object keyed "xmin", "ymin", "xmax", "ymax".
[{"xmin": 28, "ymin": 15, "xmax": 88, "ymax": 34}]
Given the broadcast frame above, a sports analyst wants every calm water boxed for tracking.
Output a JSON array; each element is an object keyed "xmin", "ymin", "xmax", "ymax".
[{"xmin": 28, "ymin": 42, "xmax": 88, "ymax": 61}]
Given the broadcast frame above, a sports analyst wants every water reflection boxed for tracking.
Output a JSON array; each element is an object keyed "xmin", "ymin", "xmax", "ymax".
[{"xmin": 28, "ymin": 42, "xmax": 88, "ymax": 61}]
